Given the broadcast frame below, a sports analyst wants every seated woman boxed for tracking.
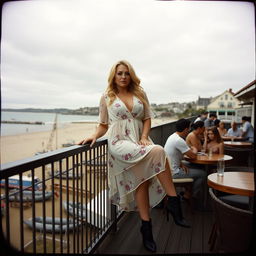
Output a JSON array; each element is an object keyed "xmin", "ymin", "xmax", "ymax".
[
  {"xmin": 217, "ymin": 121, "xmax": 227, "ymax": 137},
  {"xmin": 203, "ymin": 126, "xmax": 224, "ymax": 154}
]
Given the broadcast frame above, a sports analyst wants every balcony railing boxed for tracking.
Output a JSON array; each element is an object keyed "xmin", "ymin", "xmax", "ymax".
[{"xmin": 0, "ymin": 117, "xmax": 195, "ymax": 254}]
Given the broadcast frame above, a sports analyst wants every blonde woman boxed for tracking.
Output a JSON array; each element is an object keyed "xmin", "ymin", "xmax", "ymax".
[{"xmin": 79, "ymin": 60, "xmax": 189, "ymax": 252}]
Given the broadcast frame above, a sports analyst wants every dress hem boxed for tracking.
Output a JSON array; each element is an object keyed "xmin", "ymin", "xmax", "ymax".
[{"xmin": 110, "ymin": 156, "xmax": 171, "ymax": 207}]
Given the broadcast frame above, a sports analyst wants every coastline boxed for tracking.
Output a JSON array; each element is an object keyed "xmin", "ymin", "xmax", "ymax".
[
  {"xmin": 0, "ymin": 122, "xmax": 98, "ymax": 164},
  {"xmin": 0, "ymin": 118, "xmax": 176, "ymax": 165}
]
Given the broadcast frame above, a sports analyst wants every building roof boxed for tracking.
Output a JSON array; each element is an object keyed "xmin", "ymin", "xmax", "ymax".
[
  {"xmin": 197, "ymin": 97, "xmax": 211, "ymax": 106},
  {"xmin": 234, "ymin": 80, "xmax": 255, "ymax": 100}
]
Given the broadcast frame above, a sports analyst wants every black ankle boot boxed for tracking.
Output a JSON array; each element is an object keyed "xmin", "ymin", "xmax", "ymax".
[
  {"xmin": 140, "ymin": 219, "xmax": 157, "ymax": 252},
  {"xmin": 165, "ymin": 196, "xmax": 191, "ymax": 228}
]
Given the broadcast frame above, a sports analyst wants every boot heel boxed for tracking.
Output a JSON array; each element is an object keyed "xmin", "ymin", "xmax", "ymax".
[{"xmin": 166, "ymin": 196, "xmax": 191, "ymax": 228}]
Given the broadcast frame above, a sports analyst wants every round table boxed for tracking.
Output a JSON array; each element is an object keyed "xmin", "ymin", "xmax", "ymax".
[
  {"xmin": 221, "ymin": 136, "xmax": 246, "ymax": 141},
  {"xmin": 224, "ymin": 141, "xmax": 253, "ymax": 148},
  {"xmin": 185, "ymin": 154, "xmax": 233, "ymax": 209},
  {"xmin": 207, "ymin": 172, "xmax": 254, "ymax": 197},
  {"xmin": 185, "ymin": 154, "xmax": 233, "ymax": 165}
]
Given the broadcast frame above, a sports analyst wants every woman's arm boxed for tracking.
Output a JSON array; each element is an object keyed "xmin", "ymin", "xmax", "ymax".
[
  {"xmin": 139, "ymin": 118, "xmax": 151, "ymax": 146},
  {"xmin": 78, "ymin": 123, "xmax": 108, "ymax": 147}
]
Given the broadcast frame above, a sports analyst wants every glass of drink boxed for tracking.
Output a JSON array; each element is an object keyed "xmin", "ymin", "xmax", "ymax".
[
  {"xmin": 217, "ymin": 158, "xmax": 225, "ymax": 176},
  {"xmin": 231, "ymin": 137, "xmax": 234, "ymax": 144},
  {"xmin": 201, "ymin": 148, "xmax": 206, "ymax": 155},
  {"xmin": 208, "ymin": 148, "xmax": 212, "ymax": 158}
]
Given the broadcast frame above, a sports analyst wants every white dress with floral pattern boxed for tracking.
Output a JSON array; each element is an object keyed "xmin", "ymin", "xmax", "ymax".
[{"xmin": 99, "ymin": 92, "xmax": 168, "ymax": 211}]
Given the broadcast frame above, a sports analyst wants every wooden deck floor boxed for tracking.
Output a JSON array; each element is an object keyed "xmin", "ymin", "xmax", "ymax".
[{"xmin": 96, "ymin": 200, "xmax": 215, "ymax": 254}]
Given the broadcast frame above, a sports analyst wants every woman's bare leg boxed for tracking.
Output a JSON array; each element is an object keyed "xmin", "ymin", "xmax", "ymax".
[
  {"xmin": 156, "ymin": 161, "xmax": 177, "ymax": 196},
  {"xmin": 135, "ymin": 180, "xmax": 150, "ymax": 221}
]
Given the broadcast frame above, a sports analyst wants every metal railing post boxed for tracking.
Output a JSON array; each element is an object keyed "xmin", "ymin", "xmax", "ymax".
[{"xmin": 111, "ymin": 204, "xmax": 117, "ymax": 233}]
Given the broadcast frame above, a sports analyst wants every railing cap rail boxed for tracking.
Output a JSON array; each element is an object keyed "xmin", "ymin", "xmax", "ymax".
[{"xmin": 0, "ymin": 139, "xmax": 107, "ymax": 178}]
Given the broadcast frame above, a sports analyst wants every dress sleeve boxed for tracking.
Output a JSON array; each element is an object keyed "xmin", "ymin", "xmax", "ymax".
[
  {"xmin": 143, "ymin": 91, "xmax": 155, "ymax": 120},
  {"xmin": 98, "ymin": 94, "xmax": 109, "ymax": 125}
]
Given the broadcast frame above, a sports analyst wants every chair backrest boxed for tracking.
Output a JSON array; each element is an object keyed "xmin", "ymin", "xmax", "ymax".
[
  {"xmin": 224, "ymin": 146, "xmax": 254, "ymax": 167},
  {"xmin": 209, "ymin": 188, "xmax": 253, "ymax": 253}
]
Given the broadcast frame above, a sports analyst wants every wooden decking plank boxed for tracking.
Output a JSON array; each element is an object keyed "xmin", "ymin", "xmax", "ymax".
[
  {"xmin": 177, "ymin": 203, "xmax": 193, "ymax": 253},
  {"xmin": 97, "ymin": 202, "xmax": 214, "ymax": 254},
  {"xmin": 202, "ymin": 211, "xmax": 215, "ymax": 253},
  {"xmin": 190, "ymin": 210, "xmax": 204, "ymax": 253},
  {"xmin": 154, "ymin": 208, "xmax": 175, "ymax": 253},
  {"xmin": 96, "ymin": 212, "xmax": 139, "ymax": 254}
]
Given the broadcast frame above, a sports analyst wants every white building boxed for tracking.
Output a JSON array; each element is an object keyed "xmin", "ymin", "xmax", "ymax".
[
  {"xmin": 234, "ymin": 80, "xmax": 255, "ymax": 126},
  {"xmin": 207, "ymin": 89, "xmax": 241, "ymax": 122}
]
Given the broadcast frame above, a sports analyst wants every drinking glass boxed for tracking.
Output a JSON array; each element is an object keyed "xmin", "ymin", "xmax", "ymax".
[
  {"xmin": 217, "ymin": 158, "xmax": 225, "ymax": 176},
  {"xmin": 231, "ymin": 137, "xmax": 234, "ymax": 144},
  {"xmin": 201, "ymin": 148, "xmax": 206, "ymax": 155},
  {"xmin": 208, "ymin": 148, "xmax": 212, "ymax": 158}
]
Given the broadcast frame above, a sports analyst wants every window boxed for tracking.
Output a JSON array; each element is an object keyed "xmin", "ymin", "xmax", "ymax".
[
  {"xmin": 227, "ymin": 102, "xmax": 233, "ymax": 108},
  {"xmin": 219, "ymin": 102, "xmax": 225, "ymax": 108},
  {"xmin": 230, "ymin": 97, "xmax": 233, "ymax": 100},
  {"xmin": 227, "ymin": 111, "xmax": 235, "ymax": 116},
  {"xmin": 225, "ymin": 94, "xmax": 228, "ymax": 100},
  {"xmin": 218, "ymin": 111, "xmax": 225, "ymax": 115}
]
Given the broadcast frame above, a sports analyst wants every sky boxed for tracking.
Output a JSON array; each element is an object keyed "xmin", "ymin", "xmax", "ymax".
[{"xmin": 1, "ymin": 0, "xmax": 255, "ymax": 109}]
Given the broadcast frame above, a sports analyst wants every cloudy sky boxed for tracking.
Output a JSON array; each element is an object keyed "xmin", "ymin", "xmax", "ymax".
[{"xmin": 1, "ymin": 0, "xmax": 255, "ymax": 109}]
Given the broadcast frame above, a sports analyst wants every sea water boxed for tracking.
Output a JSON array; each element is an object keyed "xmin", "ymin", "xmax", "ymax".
[{"xmin": 1, "ymin": 111, "xmax": 98, "ymax": 136}]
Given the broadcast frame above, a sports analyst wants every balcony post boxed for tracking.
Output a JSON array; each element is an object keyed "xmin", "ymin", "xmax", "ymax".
[{"xmin": 111, "ymin": 204, "xmax": 117, "ymax": 232}]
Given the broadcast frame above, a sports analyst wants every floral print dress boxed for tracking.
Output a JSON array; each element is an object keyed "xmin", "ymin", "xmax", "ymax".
[{"xmin": 99, "ymin": 92, "xmax": 168, "ymax": 211}]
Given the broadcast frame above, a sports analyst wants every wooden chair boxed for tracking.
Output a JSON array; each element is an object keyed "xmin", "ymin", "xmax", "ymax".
[{"xmin": 208, "ymin": 188, "xmax": 253, "ymax": 253}]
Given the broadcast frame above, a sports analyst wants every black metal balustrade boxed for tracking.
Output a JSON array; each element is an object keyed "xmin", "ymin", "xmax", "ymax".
[
  {"xmin": 0, "ymin": 117, "xmax": 195, "ymax": 254},
  {"xmin": 0, "ymin": 140, "xmax": 122, "ymax": 254}
]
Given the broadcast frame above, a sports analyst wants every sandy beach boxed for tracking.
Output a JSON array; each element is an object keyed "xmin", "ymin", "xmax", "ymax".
[
  {"xmin": 1, "ymin": 118, "xmax": 175, "ymax": 165},
  {"xmin": 0, "ymin": 122, "xmax": 98, "ymax": 165}
]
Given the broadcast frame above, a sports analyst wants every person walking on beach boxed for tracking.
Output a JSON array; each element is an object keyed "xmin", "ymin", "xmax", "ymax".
[{"xmin": 79, "ymin": 60, "xmax": 190, "ymax": 253}]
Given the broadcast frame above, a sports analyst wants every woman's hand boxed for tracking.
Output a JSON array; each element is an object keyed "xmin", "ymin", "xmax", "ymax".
[
  {"xmin": 78, "ymin": 134, "xmax": 97, "ymax": 147},
  {"xmin": 138, "ymin": 137, "xmax": 151, "ymax": 146}
]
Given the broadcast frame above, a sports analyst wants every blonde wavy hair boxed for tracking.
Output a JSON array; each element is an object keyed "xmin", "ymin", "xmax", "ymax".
[{"xmin": 106, "ymin": 60, "xmax": 148, "ymax": 106}]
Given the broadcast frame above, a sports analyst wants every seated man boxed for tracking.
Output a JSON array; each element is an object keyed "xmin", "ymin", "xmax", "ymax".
[
  {"xmin": 186, "ymin": 121, "xmax": 205, "ymax": 152},
  {"xmin": 164, "ymin": 118, "xmax": 207, "ymax": 201},
  {"xmin": 241, "ymin": 116, "xmax": 254, "ymax": 142},
  {"xmin": 227, "ymin": 121, "xmax": 242, "ymax": 137}
]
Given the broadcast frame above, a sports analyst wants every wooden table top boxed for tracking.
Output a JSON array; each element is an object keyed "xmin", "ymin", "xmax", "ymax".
[
  {"xmin": 222, "ymin": 136, "xmax": 246, "ymax": 141},
  {"xmin": 224, "ymin": 141, "xmax": 253, "ymax": 147},
  {"xmin": 185, "ymin": 154, "xmax": 233, "ymax": 165},
  {"xmin": 207, "ymin": 172, "xmax": 254, "ymax": 196}
]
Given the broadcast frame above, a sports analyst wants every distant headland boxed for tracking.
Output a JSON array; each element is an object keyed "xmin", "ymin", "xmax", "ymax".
[{"xmin": 2, "ymin": 107, "xmax": 99, "ymax": 116}]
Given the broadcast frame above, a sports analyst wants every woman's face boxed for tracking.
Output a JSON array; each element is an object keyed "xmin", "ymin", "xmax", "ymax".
[
  {"xmin": 207, "ymin": 130, "xmax": 215, "ymax": 141},
  {"xmin": 114, "ymin": 64, "xmax": 131, "ymax": 89},
  {"xmin": 219, "ymin": 122, "xmax": 225, "ymax": 128}
]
